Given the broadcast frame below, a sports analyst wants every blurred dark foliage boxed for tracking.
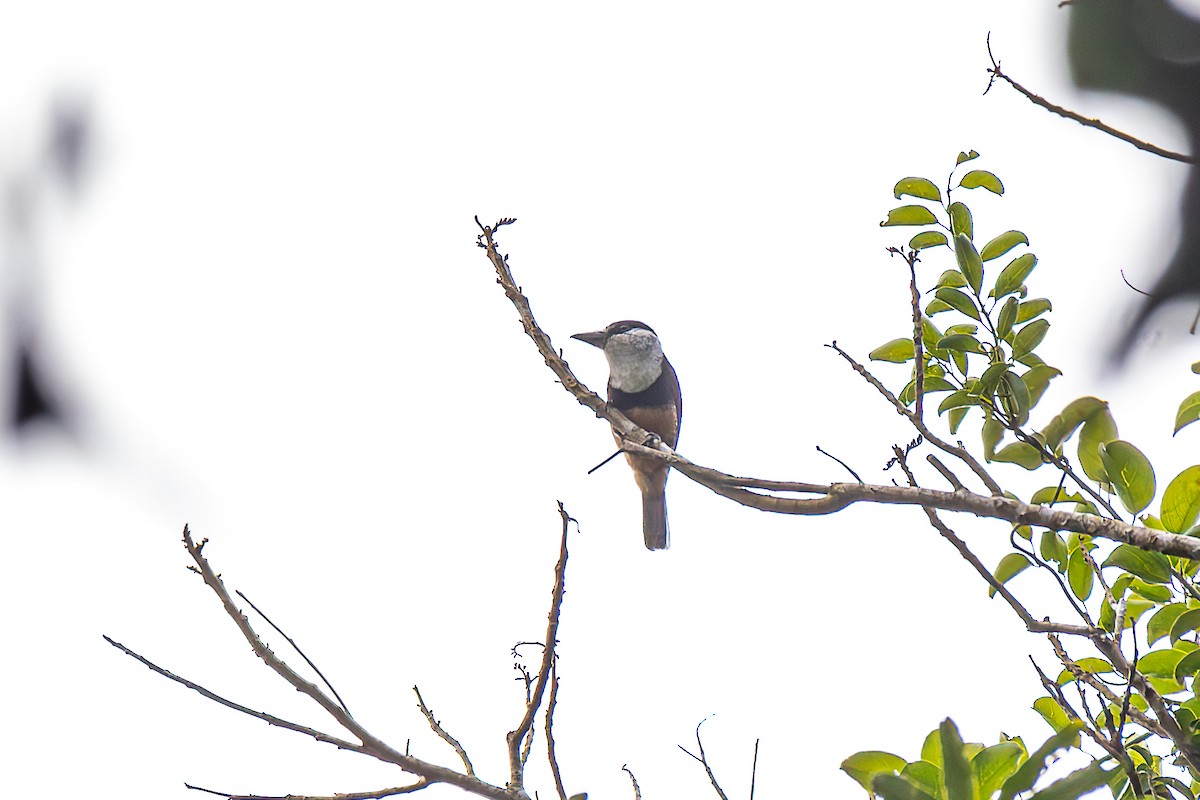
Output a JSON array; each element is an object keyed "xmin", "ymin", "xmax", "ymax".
[
  {"xmin": 2, "ymin": 96, "xmax": 90, "ymax": 438},
  {"xmin": 1069, "ymin": 0, "xmax": 1200, "ymax": 362}
]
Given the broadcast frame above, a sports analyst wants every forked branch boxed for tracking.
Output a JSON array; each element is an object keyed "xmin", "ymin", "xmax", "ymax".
[
  {"xmin": 107, "ymin": 514, "xmax": 579, "ymax": 800},
  {"xmin": 476, "ymin": 221, "xmax": 1200, "ymax": 564}
]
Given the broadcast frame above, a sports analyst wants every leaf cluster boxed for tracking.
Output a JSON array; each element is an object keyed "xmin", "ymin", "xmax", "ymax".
[
  {"xmin": 843, "ymin": 719, "xmax": 1111, "ymax": 800},
  {"xmin": 851, "ymin": 154, "xmax": 1200, "ymax": 800}
]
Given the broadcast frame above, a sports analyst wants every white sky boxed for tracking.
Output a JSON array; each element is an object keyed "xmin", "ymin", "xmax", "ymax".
[{"xmin": 1, "ymin": 2, "xmax": 1198, "ymax": 798}]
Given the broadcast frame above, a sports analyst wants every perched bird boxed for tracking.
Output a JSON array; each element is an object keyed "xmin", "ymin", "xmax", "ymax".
[{"xmin": 572, "ymin": 320, "xmax": 682, "ymax": 550}]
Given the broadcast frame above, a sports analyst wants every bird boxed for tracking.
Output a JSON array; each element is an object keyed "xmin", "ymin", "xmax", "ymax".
[{"xmin": 572, "ymin": 320, "xmax": 682, "ymax": 550}]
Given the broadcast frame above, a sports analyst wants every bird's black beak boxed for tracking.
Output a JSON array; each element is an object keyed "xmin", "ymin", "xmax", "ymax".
[{"xmin": 571, "ymin": 330, "xmax": 607, "ymax": 349}]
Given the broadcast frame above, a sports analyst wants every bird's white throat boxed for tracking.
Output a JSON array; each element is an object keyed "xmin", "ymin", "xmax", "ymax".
[{"xmin": 605, "ymin": 329, "xmax": 664, "ymax": 393}]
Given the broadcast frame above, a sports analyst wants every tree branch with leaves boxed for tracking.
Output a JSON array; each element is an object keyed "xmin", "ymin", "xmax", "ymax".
[{"xmin": 477, "ymin": 148, "xmax": 1200, "ymax": 799}]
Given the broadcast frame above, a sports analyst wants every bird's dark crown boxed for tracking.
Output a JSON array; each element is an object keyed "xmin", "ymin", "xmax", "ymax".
[{"xmin": 605, "ymin": 320, "xmax": 655, "ymax": 337}]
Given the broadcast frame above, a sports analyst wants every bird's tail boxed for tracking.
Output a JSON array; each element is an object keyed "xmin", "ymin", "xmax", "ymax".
[{"xmin": 642, "ymin": 492, "xmax": 669, "ymax": 550}]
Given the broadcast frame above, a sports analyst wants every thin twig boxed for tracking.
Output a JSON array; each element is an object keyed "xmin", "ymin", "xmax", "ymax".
[
  {"xmin": 184, "ymin": 781, "xmax": 431, "ymax": 800},
  {"xmin": 104, "ymin": 635, "xmax": 364, "ymax": 754},
  {"xmin": 906, "ymin": 248, "xmax": 925, "ymax": 421},
  {"xmin": 1029, "ymin": 657, "xmax": 1123, "ymax": 758},
  {"xmin": 236, "ymin": 589, "xmax": 352, "ymax": 717},
  {"xmin": 815, "ymin": 446, "xmax": 863, "ymax": 483},
  {"xmin": 984, "ymin": 33, "xmax": 1192, "ymax": 164},
  {"xmin": 828, "ymin": 341, "xmax": 1003, "ymax": 496},
  {"xmin": 927, "ymin": 455, "xmax": 966, "ymax": 492},
  {"xmin": 413, "ymin": 686, "xmax": 475, "ymax": 777},
  {"xmin": 1047, "ymin": 634, "xmax": 1159, "ymax": 734},
  {"xmin": 678, "ymin": 718, "xmax": 730, "ymax": 800},
  {"xmin": 545, "ymin": 662, "xmax": 567, "ymax": 800},
  {"xmin": 622, "ymin": 765, "xmax": 642, "ymax": 800},
  {"xmin": 749, "ymin": 739, "xmax": 760, "ymax": 800}
]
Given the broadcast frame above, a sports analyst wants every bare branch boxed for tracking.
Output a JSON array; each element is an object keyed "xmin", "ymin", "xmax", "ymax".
[
  {"xmin": 185, "ymin": 780, "xmax": 431, "ymax": 800},
  {"xmin": 622, "ymin": 765, "xmax": 642, "ymax": 800},
  {"xmin": 505, "ymin": 502, "xmax": 572, "ymax": 794},
  {"xmin": 413, "ymin": 686, "xmax": 475, "ymax": 777},
  {"xmin": 479, "ymin": 225, "xmax": 1200, "ymax": 563},
  {"xmin": 115, "ymin": 527, "xmax": 530, "ymax": 800},
  {"xmin": 545, "ymin": 662, "xmax": 567, "ymax": 800},
  {"xmin": 236, "ymin": 589, "xmax": 352, "ymax": 717},
  {"xmin": 984, "ymin": 34, "xmax": 1191, "ymax": 164},
  {"xmin": 104, "ymin": 635, "xmax": 365, "ymax": 754},
  {"xmin": 927, "ymin": 455, "xmax": 966, "ymax": 492},
  {"xmin": 678, "ymin": 718, "xmax": 730, "ymax": 800}
]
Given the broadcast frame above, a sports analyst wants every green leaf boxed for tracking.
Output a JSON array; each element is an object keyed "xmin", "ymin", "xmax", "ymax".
[
  {"xmin": 934, "ymin": 287, "xmax": 981, "ymax": 320},
  {"xmin": 925, "ymin": 298, "xmax": 954, "ymax": 316},
  {"xmin": 1130, "ymin": 578, "xmax": 1172, "ymax": 602},
  {"xmin": 936, "ymin": 270, "xmax": 968, "ymax": 289},
  {"xmin": 1032, "ymin": 697, "xmax": 1071, "ymax": 733},
  {"xmin": 938, "ymin": 334, "xmax": 985, "ymax": 354},
  {"xmin": 1042, "ymin": 397, "xmax": 1107, "ymax": 452},
  {"xmin": 1174, "ymin": 648, "xmax": 1200, "ymax": 683},
  {"xmin": 938, "ymin": 391, "xmax": 976, "ymax": 416},
  {"xmin": 873, "ymin": 774, "xmax": 939, "ymax": 800},
  {"xmin": 954, "ymin": 233, "xmax": 983, "ymax": 295},
  {"xmin": 999, "ymin": 724, "xmax": 1081, "ymax": 800},
  {"xmin": 1078, "ymin": 407, "xmax": 1119, "ymax": 483},
  {"xmin": 940, "ymin": 720, "xmax": 975, "ymax": 800},
  {"xmin": 1163, "ymin": 466, "xmax": 1200, "ymax": 533},
  {"xmin": 882, "ymin": 205, "xmax": 939, "ymax": 227},
  {"xmin": 1067, "ymin": 548, "xmax": 1094, "ymax": 601},
  {"xmin": 992, "ymin": 442, "xmax": 1043, "ymax": 470},
  {"xmin": 959, "ymin": 169, "xmax": 1004, "ymax": 195},
  {"xmin": 1102, "ymin": 544, "xmax": 1172, "ymax": 584},
  {"xmin": 980, "ymin": 230, "xmax": 1029, "ymax": 262},
  {"xmin": 1099, "ymin": 440, "xmax": 1156, "ymax": 514},
  {"xmin": 1012, "ymin": 319, "xmax": 1050, "ymax": 359},
  {"xmin": 842, "ymin": 750, "xmax": 907, "ymax": 793},
  {"xmin": 1148, "ymin": 603, "xmax": 1190, "ymax": 645},
  {"xmin": 948, "ymin": 406, "xmax": 969, "ymax": 434},
  {"xmin": 977, "ymin": 362, "xmax": 1008, "ymax": 396},
  {"xmin": 982, "ymin": 415, "xmax": 1004, "ymax": 460},
  {"xmin": 973, "ymin": 743, "xmax": 1025, "ymax": 800},
  {"xmin": 957, "ymin": 150, "xmax": 980, "ymax": 165},
  {"xmin": 920, "ymin": 727, "xmax": 942, "ymax": 768},
  {"xmin": 870, "ymin": 338, "xmax": 917, "ymax": 363},
  {"xmin": 899, "ymin": 376, "xmax": 958, "ymax": 406},
  {"xmin": 1016, "ymin": 298, "xmax": 1052, "ymax": 323},
  {"xmin": 910, "ymin": 231, "xmax": 949, "ymax": 251},
  {"xmin": 990, "ymin": 553, "xmax": 1032, "ymax": 597},
  {"xmin": 894, "ymin": 177, "xmax": 942, "ymax": 202},
  {"xmin": 1176, "ymin": 391, "xmax": 1200, "ymax": 436},
  {"xmin": 1027, "ymin": 761, "xmax": 1111, "ymax": 800},
  {"xmin": 901, "ymin": 762, "xmax": 943, "ymax": 800},
  {"xmin": 1171, "ymin": 608, "xmax": 1200, "ymax": 643},
  {"xmin": 1031, "ymin": 487, "xmax": 1086, "ymax": 505},
  {"xmin": 1152, "ymin": 777, "xmax": 1196, "ymax": 800},
  {"xmin": 1000, "ymin": 369, "xmax": 1032, "ymax": 426},
  {"xmin": 993, "ymin": 254, "xmax": 1038, "ymax": 299},
  {"xmin": 1022, "ymin": 365, "xmax": 1061, "ymax": 409},
  {"xmin": 1137, "ymin": 648, "xmax": 1187, "ymax": 677},
  {"xmin": 1040, "ymin": 530, "xmax": 1067, "ymax": 566},
  {"xmin": 996, "ymin": 296, "xmax": 1018, "ymax": 339},
  {"xmin": 948, "ymin": 201, "xmax": 973, "ymax": 241},
  {"xmin": 1056, "ymin": 657, "xmax": 1114, "ymax": 686}
]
